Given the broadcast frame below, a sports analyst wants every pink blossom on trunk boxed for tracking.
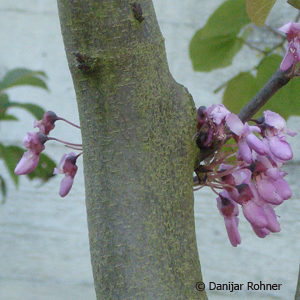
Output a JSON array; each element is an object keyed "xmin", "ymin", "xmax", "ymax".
[
  {"xmin": 14, "ymin": 132, "xmax": 47, "ymax": 175},
  {"xmin": 54, "ymin": 152, "xmax": 78, "ymax": 197},
  {"xmin": 278, "ymin": 22, "xmax": 300, "ymax": 71},
  {"xmin": 34, "ymin": 111, "xmax": 58, "ymax": 135},
  {"xmin": 217, "ymin": 190, "xmax": 241, "ymax": 247}
]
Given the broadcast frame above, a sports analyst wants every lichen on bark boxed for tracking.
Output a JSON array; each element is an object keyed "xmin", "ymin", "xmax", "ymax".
[{"xmin": 57, "ymin": 0, "xmax": 206, "ymax": 299}]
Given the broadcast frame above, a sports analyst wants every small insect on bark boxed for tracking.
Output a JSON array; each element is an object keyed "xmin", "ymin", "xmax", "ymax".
[
  {"xmin": 131, "ymin": 2, "xmax": 144, "ymax": 23},
  {"xmin": 73, "ymin": 52, "xmax": 92, "ymax": 73}
]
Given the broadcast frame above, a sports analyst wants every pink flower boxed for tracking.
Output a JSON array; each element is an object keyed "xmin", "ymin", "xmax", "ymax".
[
  {"xmin": 14, "ymin": 132, "xmax": 47, "ymax": 175},
  {"xmin": 278, "ymin": 22, "xmax": 300, "ymax": 71},
  {"xmin": 194, "ymin": 105, "xmax": 293, "ymax": 246},
  {"xmin": 206, "ymin": 104, "xmax": 230, "ymax": 125},
  {"xmin": 54, "ymin": 152, "xmax": 78, "ymax": 197},
  {"xmin": 22, "ymin": 132, "xmax": 47, "ymax": 154},
  {"xmin": 226, "ymin": 113, "xmax": 268, "ymax": 163},
  {"xmin": 258, "ymin": 111, "xmax": 295, "ymax": 163},
  {"xmin": 249, "ymin": 204, "xmax": 280, "ymax": 238},
  {"xmin": 243, "ymin": 200, "xmax": 268, "ymax": 229},
  {"xmin": 217, "ymin": 190, "xmax": 241, "ymax": 247},
  {"xmin": 266, "ymin": 135, "xmax": 293, "ymax": 162},
  {"xmin": 256, "ymin": 176, "xmax": 284, "ymax": 205},
  {"xmin": 263, "ymin": 110, "xmax": 296, "ymax": 137},
  {"xmin": 34, "ymin": 111, "xmax": 58, "ymax": 135},
  {"xmin": 14, "ymin": 151, "xmax": 40, "ymax": 175}
]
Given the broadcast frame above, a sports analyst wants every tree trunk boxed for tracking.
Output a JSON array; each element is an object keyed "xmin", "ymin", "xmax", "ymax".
[{"xmin": 57, "ymin": 1, "xmax": 206, "ymax": 299}]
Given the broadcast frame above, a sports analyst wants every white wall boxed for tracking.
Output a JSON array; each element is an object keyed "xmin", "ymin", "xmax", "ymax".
[{"xmin": 0, "ymin": 1, "xmax": 299, "ymax": 299}]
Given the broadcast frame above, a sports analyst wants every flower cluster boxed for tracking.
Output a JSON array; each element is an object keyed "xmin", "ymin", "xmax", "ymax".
[
  {"xmin": 14, "ymin": 111, "xmax": 82, "ymax": 197},
  {"xmin": 279, "ymin": 21, "xmax": 300, "ymax": 74},
  {"xmin": 195, "ymin": 104, "xmax": 295, "ymax": 247}
]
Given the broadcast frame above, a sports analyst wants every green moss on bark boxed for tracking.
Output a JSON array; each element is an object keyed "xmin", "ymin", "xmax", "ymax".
[{"xmin": 57, "ymin": 0, "xmax": 206, "ymax": 299}]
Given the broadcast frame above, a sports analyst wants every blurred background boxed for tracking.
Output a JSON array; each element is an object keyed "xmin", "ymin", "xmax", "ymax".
[{"xmin": 0, "ymin": 0, "xmax": 299, "ymax": 299}]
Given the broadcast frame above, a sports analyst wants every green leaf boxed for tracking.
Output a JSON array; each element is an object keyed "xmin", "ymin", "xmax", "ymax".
[
  {"xmin": 223, "ymin": 54, "xmax": 300, "ymax": 119},
  {"xmin": 0, "ymin": 175, "xmax": 7, "ymax": 204},
  {"xmin": 0, "ymin": 68, "xmax": 48, "ymax": 92},
  {"xmin": 0, "ymin": 93, "xmax": 10, "ymax": 111},
  {"xmin": 7, "ymin": 102, "xmax": 45, "ymax": 120},
  {"xmin": 0, "ymin": 114, "xmax": 18, "ymax": 121},
  {"xmin": 246, "ymin": 0, "xmax": 276, "ymax": 27},
  {"xmin": 0, "ymin": 93, "xmax": 16, "ymax": 120},
  {"xmin": 287, "ymin": 0, "xmax": 300, "ymax": 9},
  {"xmin": 189, "ymin": 0, "xmax": 250, "ymax": 71},
  {"xmin": 0, "ymin": 144, "xmax": 21, "ymax": 186},
  {"xmin": 190, "ymin": 34, "xmax": 244, "ymax": 71},
  {"xmin": 26, "ymin": 152, "xmax": 56, "ymax": 182}
]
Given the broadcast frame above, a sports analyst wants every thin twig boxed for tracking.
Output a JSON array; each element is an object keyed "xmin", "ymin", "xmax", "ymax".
[{"xmin": 238, "ymin": 68, "xmax": 291, "ymax": 122}]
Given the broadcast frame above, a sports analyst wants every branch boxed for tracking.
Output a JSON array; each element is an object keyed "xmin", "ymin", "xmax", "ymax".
[{"xmin": 238, "ymin": 68, "xmax": 290, "ymax": 122}]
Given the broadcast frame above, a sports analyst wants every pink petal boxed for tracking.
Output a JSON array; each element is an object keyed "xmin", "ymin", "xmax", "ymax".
[
  {"xmin": 22, "ymin": 132, "xmax": 46, "ymax": 154},
  {"xmin": 207, "ymin": 104, "xmax": 230, "ymax": 125},
  {"xmin": 251, "ymin": 224, "xmax": 270, "ymax": 238},
  {"xmin": 232, "ymin": 168, "xmax": 252, "ymax": 185},
  {"xmin": 256, "ymin": 178, "xmax": 283, "ymax": 205},
  {"xmin": 263, "ymin": 205, "xmax": 280, "ymax": 233},
  {"xmin": 226, "ymin": 113, "xmax": 244, "ymax": 135},
  {"xmin": 59, "ymin": 175, "xmax": 74, "ymax": 197},
  {"xmin": 14, "ymin": 151, "xmax": 40, "ymax": 175},
  {"xmin": 273, "ymin": 177, "xmax": 292, "ymax": 200},
  {"xmin": 242, "ymin": 200, "xmax": 268, "ymax": 228},
  {"xmin": 268, "ymin": 136, "xmax": 293, "ymax": 161},
  {"xmin": 287, "ymin": 129, "xmax": 297, "ymax": 137},
  {"xmin": 245, "ymin": 123, "xmax": 261, "ymax": 134},
  {"xmin": 246, "ymin": 133, "xmax": 268, "ymax": 155},
  {"xmin": 265, "ymin": 167, "xmax": 280, "ymax": 180},
  {"xmin": 263, "ymin": 111, "xmax": 286, "ymax": 130},
  {"xmin": 278, "ymin": 22, "xmax": 300, "ymax": 39},
  {"xmin": 280, "ymin": 49, "xmax": 295, "ymax": 71},
  {"xmin": 237, "ymin": 140, "xmax": 252, "ymax": 163},
  {"xmin": 224, "ymin": 217, "xmax": 241, "ymax": 247},
  {"xmin": 278, "ymin": 22, "xmax": 294, "ymax": 35}
]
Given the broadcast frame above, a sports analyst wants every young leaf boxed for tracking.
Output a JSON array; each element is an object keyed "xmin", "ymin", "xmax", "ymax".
[
  {"xmin": 0, "ymin": 114, "xmax": 18, "ymax": 121},
  {"xmin": 246, "ymin": 0, "xmax": 276, "ymax": 27},
  {"xmin": 190, "ymin": 34, "xmax": 244, "ymax": 71},
  {"xmin": 0, "ymin": 68, "xmax": 48, "ymax": 92},
  {"xmin": 189, "ymin": 0, "xmax": 250, "ymax": 71},
  {"xmin": 0, "ymin": 93, "xmax": 15, "ymax": 120},
  {"xmin": 0, "ymin": 175, "xmax": 7, "ymax": 204},
  {"xmin": 0, "ymin": 144, "xmax": 21, "ymax": 186},
  {"xmin": 223, "ymin": 72, "xmax": 258, "ymax": 113},
  {"xmin": 0, "ymin": 93, "xmax": 10, "ymax": 111},
  {"xmin": 7, "ymin": 102, "xmax": 45, "ymax": 120},
  {"xmin": 223, "ymin": 54, "xmax": 300, "ymax": 119}
]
